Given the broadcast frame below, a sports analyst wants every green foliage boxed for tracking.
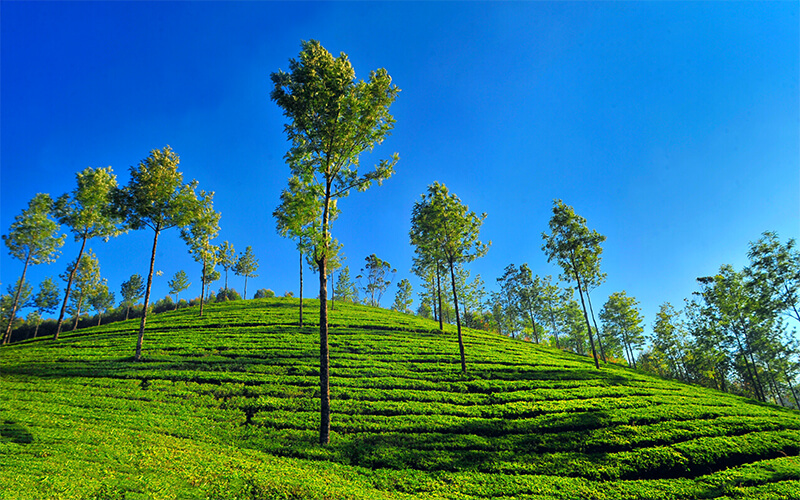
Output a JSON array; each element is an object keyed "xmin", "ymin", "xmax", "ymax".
[
  {"xmin": 168, "ymin": 270, "xmax": 191, "ymax": 307},
  {"xmin": 116, "ymin": 145, "xmax": 202, "ymax": 360},
  {"xmin": 2, "ymin": 193, "xmax": 65, "ymax": 344},
  {"xmin": 216, "ymin": 287, "xmax": 242, "ymax": 302},
  {"xmin": 357, "ymin": 254, "xmax": 396, "ymax": 307},
  {"xmin": 34, "ymin": 277, "xmax": 60, "ymax": 316},
  {"xmin": 234, "ymin": 246, "xmax": 259, "ymax": 299},
  {"xmin": 600, "ymin": 291, "xmax": 645, "ymax": 368},
  {"xmin": 392, "ymin": 279, "xmax": 413, "ymax": 314},
  {"xmin": 334, "ymin": 266, "xmax": 358, "ymax": 304},
  {"xmin": 254, "ymin": 289, "xmax": 276, "ymax": 299}
]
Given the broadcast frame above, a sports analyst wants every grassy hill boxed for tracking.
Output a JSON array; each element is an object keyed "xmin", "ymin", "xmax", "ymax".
[{"xmin": 2, "ymin": 298, "xmax": 799, "ymax": 500}]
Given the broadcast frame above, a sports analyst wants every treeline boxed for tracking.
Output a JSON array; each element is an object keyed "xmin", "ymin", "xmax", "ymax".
[{"xmin": 0, "ymin": 150, "xmax": 275, "ymax": 352}]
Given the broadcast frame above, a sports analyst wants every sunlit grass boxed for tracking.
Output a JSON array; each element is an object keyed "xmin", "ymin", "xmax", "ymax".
[{"xmin": 2, "ymin": 298, "xmax": 799, "ymax": 499}]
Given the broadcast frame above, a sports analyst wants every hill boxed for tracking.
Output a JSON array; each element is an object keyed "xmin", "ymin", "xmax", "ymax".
[{"xmin": 1, "ymin": 298, "xmax": 799, "ymax": 500}]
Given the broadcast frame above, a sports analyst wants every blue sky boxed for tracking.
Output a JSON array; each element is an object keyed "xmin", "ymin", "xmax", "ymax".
[{"xmin": 2, "ymin": 1, "xmax": 798, "ymax": 333}]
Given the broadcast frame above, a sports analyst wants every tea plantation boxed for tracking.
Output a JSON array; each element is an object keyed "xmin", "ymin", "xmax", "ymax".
[{"xmin": 2, "ymin": 298, "xmax": 799, "ymax": 499}]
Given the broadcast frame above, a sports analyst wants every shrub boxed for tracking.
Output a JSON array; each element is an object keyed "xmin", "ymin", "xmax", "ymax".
[
  {"xmin": 216, "ymin": 288, "xmax": 242, "ymax": 302},
  {"xmin": 152, "ymin": 296, "xmax": 174, "ymax": 314},
  {"xmin": 254, "ymin": 289, "xmax": 275, "ymax": 299}
]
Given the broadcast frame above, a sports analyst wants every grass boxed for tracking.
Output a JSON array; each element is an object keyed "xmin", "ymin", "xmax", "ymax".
[{"xmin": 1, "ymin": 297, "xmax": 799, "ymax": 499}]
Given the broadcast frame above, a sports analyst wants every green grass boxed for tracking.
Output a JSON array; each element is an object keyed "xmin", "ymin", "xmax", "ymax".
[{"xmin": 2, "ymin": 297, "xmax": 799, "ymax": 499}]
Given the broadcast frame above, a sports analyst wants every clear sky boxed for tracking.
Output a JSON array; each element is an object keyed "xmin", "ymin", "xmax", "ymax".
[{"xmin": 2, "ymin": 1, "xmax": 798, "ymax": 334}]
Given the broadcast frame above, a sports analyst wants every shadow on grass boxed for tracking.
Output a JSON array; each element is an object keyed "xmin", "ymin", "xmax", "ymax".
[{"xmin": 0, "ymin": 420, "xmax": 34, "ymax": 444}]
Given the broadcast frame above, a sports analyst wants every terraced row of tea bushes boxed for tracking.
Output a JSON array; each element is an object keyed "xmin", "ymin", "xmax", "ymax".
[{"xmin": 2, "ymin": 298, "xmax": 799, "ymax": 499}]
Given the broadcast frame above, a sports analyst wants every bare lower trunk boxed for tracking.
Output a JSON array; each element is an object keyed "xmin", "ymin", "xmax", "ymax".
[
  {"xmin": 136, "ymin": 227, "xmax": 160, "ymax": 361},
  {"xmin": 55, "ymin": 236, "xmax": 88, "ymax": 340},
  {"xmin": 318, "ymin": 256, "xmax": 331, "ymax": 444},
  {"xmin": 571, "ymin": 251, "xmax": 599, "ymax": 369},
  {"xmin": 300, "ymin": 251, "xmax": 304, "ymax": 327},
  {"xmin": 436, "ymin": 263, "xmax": 444, "ymax": 331},
  {"xmin": 3, "ymin": 254, "xmax": 31, "ymax": 345},
  {"xmin": 449, "ymin": 260, "xmax": 466, "ymax": 373},
  {"xmin": 586, "ymin": 291, "xmax": 607, "ymax": 363},
  {"xmin": 72, "ymin": 291, "xmax": 85, "ymax": 331}
]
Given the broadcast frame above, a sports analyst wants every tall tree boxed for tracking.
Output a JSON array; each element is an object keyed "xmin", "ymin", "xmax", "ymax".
[
  {"xmin": 2, "ymin": 193, "xmax": 65, "ymax": 345},
  {"xmin": 542, "ymin": 199, "xmax": 606, "ymax": 369},
  {"xmin": 747, "ymin": 231, "xmax": 800, "ymax": 325},
  {"xmin": 410, "ymin": 182, "xmax": 489, "ymax": 373},
  {"xmin": 63, "ymin": 249, "xmax": 102, "ymax": 331},
  {"xmin": 696, "ymin": 266, "xmax": 771, "ymax": 402},
  {"xmin": 217, "ymin": 241, "xmax": 236, "ymax": 292},
  {"xmin": 234, "ymin": 246, "xmax": 259, "ymax": 299},
  {"xmin": 392, "ymin": 278, "xmax": 413, "ymax": 314},
  {"xmin": 650, "ymin": 302, "xmax": 689, "ymax": 381},
  {"xmin": 87, "ymin": 279, "xmax": 114, "ymax": 326},
  {"xmin": 115, "ymin": 146, "xmax": 200, "ymax": 361},
  {"xmin": 32, "ymin": 277, "xmax": 60, "ymax": 338},
  {"xmin": 52, "ymin": 166, "xmax": 124, "ymax": 340},
  {"xmin": 357, "ymin": 254, "xmax": 396, "ymax": 307},
  {"xmin": 120, "ymin": 274, "xmax": 145, "ymax": 321},
  {"xmin": 167, "ymin": 271, "xmax": 191, "ymax": 310},
  {"xmin": 181, "ymin": 190, "xmax": 220, "ymax": 316},
  {"xmin": 271, "ymin": 40, "xmax": 399, "ymax": 445},
  {"xmin": 599, "ymin": 291, "xmax": 645, "ymax": 368},
  {"xmin": 334, "ymin": 266, "xmax": 358, "ymax": 304}
]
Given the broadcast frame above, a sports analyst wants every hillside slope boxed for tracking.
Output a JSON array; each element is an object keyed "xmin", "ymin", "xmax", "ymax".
[{"xmin": 1, "ymin": 298, "xmax": 799, "ymax": 499}]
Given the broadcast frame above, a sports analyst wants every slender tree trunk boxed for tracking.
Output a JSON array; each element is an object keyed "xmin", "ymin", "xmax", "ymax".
[
  {"xmin": 97, "ymin": 312, "xmax": 102, "ymax": 327},
  {"xmin": 200, "ymin": 256, "xmax": 207, "ymax": 316},
  {"xmin": 318, "ymin": 182, "xmax": 332, "ymax": 446},
  {"xmin": 436, "ymin": 263, "xmax": 444, "ymax": 331},
  {"xmin": 449, "ymin": 260, "xmax": 467, "ymax": 373},
  {"xmin": 72, "ymin": 291, "xmax": 85, "ymax": 331},
  {"xmin": 785, "ymin": 369, "xmax": 800, "ymax": 409},
  {"xmin": 3, "ymin": 253, "xmax": 31, "ymax": 345},
  {"xmin": 34, "ymin": 322, "xmax": 41, "ymax": 339},
  {"xmin": 125, "ymin": 305, "xmax": 131, "ymax": 321},
  {"xmin": 586, "ymin": 291, "xmax": 607, "ymax": 363},
  {"xmin": 732, "ymin": 329, "xmax": 763, "ymax": 401},
  {"xmin": 55, "ymin": 235, "xmax": 88, "ymax": 340},
  {"xmin": 244, "ymin": 276, "xmax": 248, "ymax": 300},
  {"xmin": 570, "ymin": 251, "xmax": 599, "ymax": 369},
  {"xmin": 548, "ymin": 305, "xmax": 560, "ymax": 349},
  {"xmin": 527, "ymin": 305, "xmax": 539, "ymax": 344},
  {"xmin": 300, "ymin": 251, "xmax": 304, "ymax": 327},
  {"xmin": 136, "ymin": 227, "xmax": 160, "ymax": 361}
]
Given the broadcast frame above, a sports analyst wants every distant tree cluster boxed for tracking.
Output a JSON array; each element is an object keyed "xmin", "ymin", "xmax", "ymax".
[{"xmin": 1, "ymin": 147, "xmax": 268, "ymax": 355}]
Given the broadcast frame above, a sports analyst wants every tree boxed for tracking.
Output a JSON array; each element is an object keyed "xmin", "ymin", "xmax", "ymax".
[
  {"xmin": 2, "ymin": 193, "xmax": 65, "ymax": 345},
  {"xmin": 334, "ymin": 266, "xmax": 358, "ymax": 304},
  {"xmin": 649, "ymin": 302, "xmax": 689, "ymax": 381},
  {"xmin": 120, "ymin": 274, "xmax": 145, "ymax": 321},
  {"xmin": 3, "ymin": 280, "xmax": 33, "ymax": 337},
  {"xmin": 254, "ymin": 289, "xmax": 276, "ymax": 299},
  {"xmin": 271, "ymin": 40, "xmax": 400, "ymax": 445},
  {"xmin": 115, "ymin": 146, "xmax": 200, "ymax": 361},
  {"xmin": 53, "ymin": 166, "xmax": 124, "ymax": 340},
  {"xmin": 87, "ymin": 280, "xmax": 114, "ymax": 326},
  {"xmin": 357, "ymin": 254, "xmax": 396, "ymax": 307},
  {"xmin": 32, "ymin": 277, "xmax": 60, "ymax": 337},
  {"xmin": 233, "ymin": 246, "xmax": 259, "ymax": 300},
  {"xmin": 217, "ymin": 241, "xmax": 236, "ymax": 291},
  {"xmin": 599, "ymin": 291, "xmax": 645, "ymax": 368},
  {"xmin": 180, "ymin": 190, "xmax": 220, "ymax": 316},
  {"xmin": 542, "ymin": 199, "xmax": 606, "ymax": 369},
  {"xmin": 410, "ymin": 182, "xmax": 489, "ymax": 373},
  {"xmin": 203, "ymin": 268, "xmax": 221, "ymax": 302},
  {"xmin": 392, "ymin": 278, "xmax": 413, "ymax": 314},
  {"xmin": 747, "ymin": 231, "xmax": 800, "ymax": 325},
  {"xmin": 62, "ymin": 249, "xmax": 102, "ymax": 331},
  {"xmin": 167, "ymin": 271, "xmax": 191, "ymax": 310}
]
